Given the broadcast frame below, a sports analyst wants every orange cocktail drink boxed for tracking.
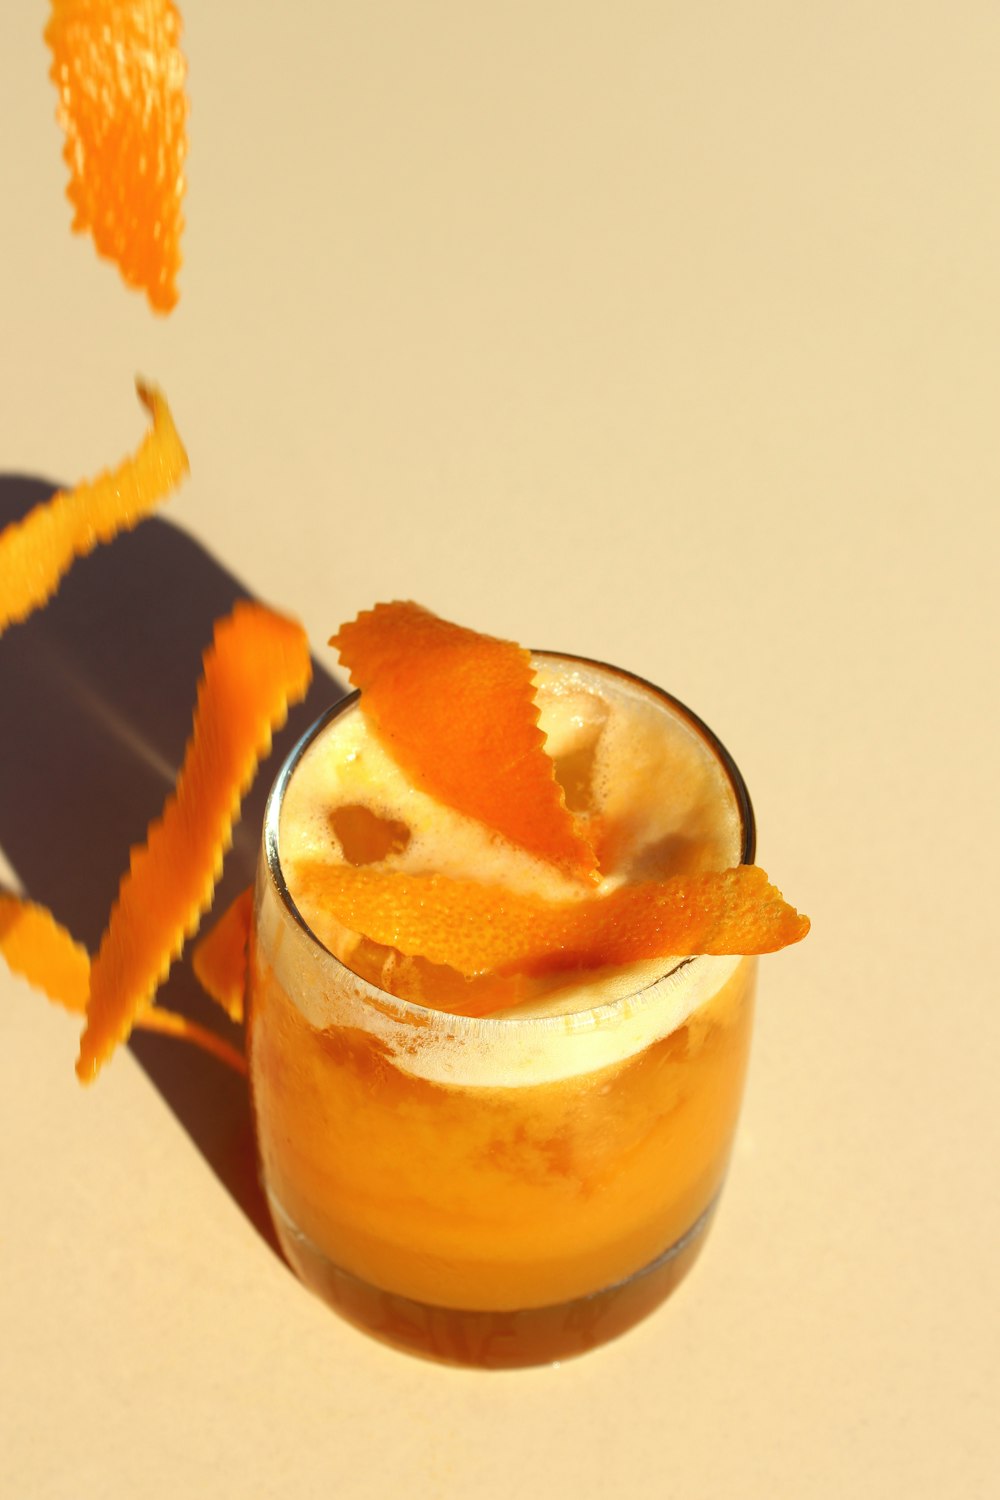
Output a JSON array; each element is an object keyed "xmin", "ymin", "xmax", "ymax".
[{"xmin": 248, "ymin": 650, "xmax": 759, "ymax": 1366}]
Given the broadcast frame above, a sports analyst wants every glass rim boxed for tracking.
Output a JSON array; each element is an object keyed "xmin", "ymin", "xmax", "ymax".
[{"xmin": 261, "ymin": 650, "xmax": 756, "ymax": 1032}]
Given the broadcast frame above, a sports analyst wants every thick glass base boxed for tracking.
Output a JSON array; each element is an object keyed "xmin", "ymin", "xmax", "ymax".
[{"xmin": 267, "ymin": 1191, "xmax": 719, "ymax": 1369}]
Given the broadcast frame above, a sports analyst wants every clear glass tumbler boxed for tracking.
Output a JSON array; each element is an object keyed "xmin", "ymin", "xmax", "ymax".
[{"xmin": 247, "ymin": 655, "xmax": 757, "ymax": 1368}]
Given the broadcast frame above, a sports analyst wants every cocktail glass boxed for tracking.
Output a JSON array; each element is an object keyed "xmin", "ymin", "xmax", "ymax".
[{"xmin": 247, "ymin": 654, "xmax": 756, "ymax": 1368}]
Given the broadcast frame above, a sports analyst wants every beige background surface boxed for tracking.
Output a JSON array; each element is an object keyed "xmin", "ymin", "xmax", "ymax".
[{"xmin": 1, "ymin": 4, "xmax": 997, "ymax": 1497}]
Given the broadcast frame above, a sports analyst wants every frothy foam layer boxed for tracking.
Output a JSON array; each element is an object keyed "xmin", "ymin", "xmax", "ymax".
[
  {"xmin": 264, "ymin": 654, "xmax": 747, "ymax": 1083},
  {"xmin": 257, "ymin": 880, "xmax": 748, "ymax": 1086}
]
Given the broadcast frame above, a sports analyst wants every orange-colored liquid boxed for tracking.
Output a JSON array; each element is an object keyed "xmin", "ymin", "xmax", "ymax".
[
  {"xmin": 249, "ymin": 940, "xmax": 755, "ymax": 1364},
  {"xmin": 248, "ymin": 655, "xmax": 757, "ymax": 1365}
]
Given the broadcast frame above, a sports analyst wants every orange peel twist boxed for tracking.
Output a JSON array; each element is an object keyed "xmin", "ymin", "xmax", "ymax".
[
  {"xmin": 331, "ymin": 602, "xmax": 598, "ymax": 882},
  {"xmin": 0, "ymin": 381, "xmax": 188, "ymax": 640},
  {"xmin": 0, "ymin": 896, "xmax": 91, "ymax": 1014},
  {"xmin": 192, "ymin": 886, "xmax": 253, "ymax": 1024},
  {"xmin": 1, "ymin": 895, "xmax": 246, "ymax": 1075},
  {"xmin": 77, "ymin": 603, "xmax": 312, "ymax": 1081},
  {"xmin": 291, "ymin": 862, "xmax": 810, "ymax": 981},
  {"xmin": 45, "ymin": 0, "xmax": 189, "ymax": 311}
]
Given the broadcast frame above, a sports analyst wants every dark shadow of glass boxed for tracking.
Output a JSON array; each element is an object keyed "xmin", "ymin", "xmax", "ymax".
[{"xmin": 0, "ymin": 474, "xmax": 345, "ymax": 1261}]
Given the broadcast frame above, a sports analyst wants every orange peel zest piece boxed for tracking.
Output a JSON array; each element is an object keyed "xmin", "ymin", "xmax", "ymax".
[
  {"xmin": 292, "ymin": 862, "xmax": 810, "ymax": 979},
  {"xmin": 0, "ymin": 895, "xmax": 90, "ymax": 1014},
  {"xmin": 1, "ymin": 895, "xmax": 246, "ymax": 1075},
  {"xmin": 45, "ymin": 0, "xmax": 189, "ymax": 312},
  {"xmin": 0, "ymin": 380, "xmax": 188, "ymax": 640},
  {"xmin": 77, "ymin": 603, "xmax": 312, "ymax": 1082},
  {"xmin": 192, "ymin": 886, "xmax": 253, "ymax": 1024},
  {"xmin": 331, "ymin": 602, "xmax": 597, "ymax": 882},
  {"xmin": 133, "ymin": 1007, "xmax": 247, "ymax": 1077}
]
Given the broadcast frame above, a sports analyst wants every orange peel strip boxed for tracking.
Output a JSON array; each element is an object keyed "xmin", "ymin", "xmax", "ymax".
[
  {"xmin": 331, "ymin": 602, "xmax": 597, "ymax": 882},
  {"xmin": 45, "ymin": 0, "xmax": 188, "ymax": 312},
  {"xmin": 192, "ymin": 886, "xmax": 253, "ymax": 1024},
  {"xmin": 0, "ymin": 380, "xmax": 188, "ymax": 640},
  {"xmin": 292, "ymin": 862, "xmax": 810, "ymax": 978},
  {"xmin": 1, "ymin": 895, "xmax": 246, "ymax": 1075},
  {"xmin": 134, "ymin": 1008, "xmax": 247, "ymax": 1077},
  {"xmin": 77, "ymin": 602, "xmax": 313, "ymax": 1082},
  {"xmin": 0, "ymin": 895, "xmax": 90, "ymax": 1014}
]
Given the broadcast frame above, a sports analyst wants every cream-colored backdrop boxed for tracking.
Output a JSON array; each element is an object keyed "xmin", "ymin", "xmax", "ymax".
[{"xmin": 1, "ymin": 5, "xmax": 996, "ymax": 1497}]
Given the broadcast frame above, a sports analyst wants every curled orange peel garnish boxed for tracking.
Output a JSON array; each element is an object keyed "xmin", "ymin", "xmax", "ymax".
[
  {"xmin": 45, "ymin": 0, "xmax": 189, "ymax": 312},
  {"xmin": 0, "ymin": 380, "xmax": 188, "ymax": 640},
  {"xmin": 0, "ymin": 895, "xmax": 91, "ymax": 1014},
  {"xmin": 77, "ymin": 602, "xmax": 312, "ymax": 1082},
  {"xmin": 192, "ymin": 886, "xmax": 253, "ymax": 1024},
  {"xmin": 1, "ymin": 894, "xmax": 246, "ymax": 1075},
  {"xmin": 291, "ymin": 862, "xmax": 810, "ymax": 980},
  {"xmin": 131, "ymin": 1007, "xmax": 247, "ymax": 1076},
  {"xmin": 331, "ymin": 602, "xmax": 598, "ymax": 882}
]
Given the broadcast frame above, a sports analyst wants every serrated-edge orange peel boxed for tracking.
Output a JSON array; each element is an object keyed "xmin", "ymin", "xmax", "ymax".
[
  {"xmin": 331, "ymin": 602, "xmax": 598, "ymax": 882},
  {"xmin": 0, "ymin": 895, "xmax": 91, "ymax": 1014},
  {"xmin": 292, "ymin": 862, "xmax": 810, "ymax": 982},
  {"xmin": 0, "ymin": 381, "xmax": 188, "ymax": 640},
  {"xmin": 45, "ymin": 0, "xmax": 189, "ymax": 312},
  {"xmin": 0, "ymin": 894, "xmax": 246, "ymax": 1074},
  {"xmin": 77, "ymin": 602, "xmax": 312, "ymax": 1081},
  {"xmin": 192, "ymin": 886, "xmax": 253, "ymax": 1024}
]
